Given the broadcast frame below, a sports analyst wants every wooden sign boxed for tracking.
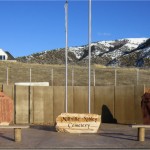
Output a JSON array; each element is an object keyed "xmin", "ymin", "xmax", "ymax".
[{"xmin": 56, "ymin": 113, "xmax": 101, "ymax": 133}]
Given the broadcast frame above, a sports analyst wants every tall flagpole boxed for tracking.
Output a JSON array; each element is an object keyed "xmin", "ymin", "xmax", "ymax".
[
  {"xmin": 65, "ymin": 0, "xmax": 68, "ymax": 113},
  {"xmin": 88, "ymin": 0, "xmax": 92, "ymax": 114}
]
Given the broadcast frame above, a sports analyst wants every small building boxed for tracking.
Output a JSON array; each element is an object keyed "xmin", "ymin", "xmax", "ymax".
[
  {"xmin": 0, "ymin": 49, "xmax": 15, "ymax": 61},
  {"xmin": 0, "ymin": 49, "xmax": 8, "ymax": 60}
]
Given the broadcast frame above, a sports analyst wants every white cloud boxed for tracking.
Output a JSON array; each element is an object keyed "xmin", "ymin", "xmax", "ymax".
[{"xmin": 97, "ymin": 32, "xmax": 112, "ymax": 36}]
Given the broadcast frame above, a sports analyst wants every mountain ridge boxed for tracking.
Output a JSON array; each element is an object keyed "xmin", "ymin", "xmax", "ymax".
[{"xmin": 16, "ymin": 37, "xmax": 150, "ymax": 67}]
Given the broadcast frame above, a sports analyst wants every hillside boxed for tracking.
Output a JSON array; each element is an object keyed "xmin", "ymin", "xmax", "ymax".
[
  {"xmin": 0, "ymin": 61, "xmax": 150, "ymax": 86},
  {"xmin": 16, "ymin": 38, "xmax": 150, "ymax": 67}
]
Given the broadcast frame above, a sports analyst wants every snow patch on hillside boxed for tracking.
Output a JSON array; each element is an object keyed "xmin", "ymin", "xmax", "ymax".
[{"xmin": 68, "ymin": 38, "xmax": 149, "ymax": 60}]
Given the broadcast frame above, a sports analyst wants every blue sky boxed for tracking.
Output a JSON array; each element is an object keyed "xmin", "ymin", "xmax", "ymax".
[{"xmin": 0, "ymin": 0, "xmax": 150, "ymax": 57}]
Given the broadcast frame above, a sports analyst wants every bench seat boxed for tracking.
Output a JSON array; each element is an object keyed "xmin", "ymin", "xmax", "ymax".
[
  {"xmin": 0, "ymin": 125, "xmax": 29, "ymax": 142},
  {"xmin": 130, "ymin": 124, "xmax": 150, "ymax": 142},
  {"xmin": 131, "ymin": 124, "xmax": 150, "ymax": 128},
  {"xmin": 0, "ymin": 125, "xmax": 29, "ymax": 128}
]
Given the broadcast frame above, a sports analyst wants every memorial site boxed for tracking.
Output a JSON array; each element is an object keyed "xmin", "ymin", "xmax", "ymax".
[{"xmin": 0, "ymin": 0, "xmax": 150, "ymax": 149}]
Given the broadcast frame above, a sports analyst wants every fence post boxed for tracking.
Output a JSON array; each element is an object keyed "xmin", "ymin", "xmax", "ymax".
[
  {"xmin": 6, "ymin": 67, "xmax": 9, "ymax": 85},
  {"xmin": 93, "ymin": 69, "xmax": 95, "ymax": 86},
  {"xmin": 137, "ymin": 68, "xmax": 139, "ymax": 85},
  {"xmin": 30, "ymin": 68, "xmax": 32, "ymax": 83},
  {"xmin": 72, "ymin": 67, "xmax": 74, "ymax": 86},
  {"xmin": 51, "ymin": 68, "xmax": 53, "ymax": 86},
  {"xmin": 115, "ymin": 69, "xmax": 117, "ymax": 86}
]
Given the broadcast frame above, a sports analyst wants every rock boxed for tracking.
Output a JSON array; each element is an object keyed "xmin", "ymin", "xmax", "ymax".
[
  {"xmin": 56, "ymin": 113, "xmax": 101, "ymax": 133},
  {"xmin": 0, "ymin": 92, "xmax": 13, "ymax": 125},
  {"xmin": 141, "ymin": 92, "xmax": 150, "ymax": 124}
]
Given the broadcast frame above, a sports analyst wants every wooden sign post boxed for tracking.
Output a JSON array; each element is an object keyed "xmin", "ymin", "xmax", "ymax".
[{"xmin": 56, "ymin": 113, "xmax": 101, "ymax": 133}]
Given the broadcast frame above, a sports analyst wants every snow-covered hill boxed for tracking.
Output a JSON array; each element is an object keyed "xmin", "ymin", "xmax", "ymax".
[{"xmin": 16, "ymin": 38, "xmax": 150, "ymax": 67}]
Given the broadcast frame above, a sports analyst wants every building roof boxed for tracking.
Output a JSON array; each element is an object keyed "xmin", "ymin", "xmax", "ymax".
[
  {"xmin": 5, "ymin": 51, "xmax": 15, "ymax": 60},
  {"xmin": 0, "ymin": 49, "xmax": 15, "ymax": 60}
]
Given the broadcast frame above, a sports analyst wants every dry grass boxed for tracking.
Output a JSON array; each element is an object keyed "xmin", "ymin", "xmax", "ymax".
[{"xmin": 0, "ymin": 61, "xmax": 150, "ymax": 86}]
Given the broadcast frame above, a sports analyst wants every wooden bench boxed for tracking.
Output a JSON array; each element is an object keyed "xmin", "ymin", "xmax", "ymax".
[
  {"xmin": 130, "ymin": 124, "xmax": 150, "ymax": 142},
  {"xmin": 0, "ymin": 125, "xmax": 29, "ymax": 142}
]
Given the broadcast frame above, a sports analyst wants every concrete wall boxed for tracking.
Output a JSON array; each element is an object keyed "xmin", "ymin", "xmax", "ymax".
[
  {"xmin": 32, "ymin": 86, "xmax": 53, "ymax": 124},
  {"xmin": 15, "ymin": 86, "xmax": 29, "ymax": 124},
  {"xmin": 53, "ymin": 86, "xmax": 65, "ymax": 121},
  {"xmin": 95, "ymin": 86, "xmax": 115, "ymax": 123},
  {"xmin": 2, "ymin": 85, "xmax": 146, "ymax": 124},
  {"xmin": 134, "ymin": 85, "xmax": 144, "ymax": 124},
  {"xmin": 2, "ymin": 84, "xmax": 14, "ymax": 99},
  {"xmin": 0, "ymin": 84, "xmax": 2, "ymax": 91},
  {"xmin": 115, "ymin": 85, "xmax": 135, "ymax": 124}
]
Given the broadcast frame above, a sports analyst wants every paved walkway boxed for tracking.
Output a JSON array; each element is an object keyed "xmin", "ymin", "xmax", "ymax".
[{"xmin": 0, "ymin": 123, "xmax": 150, "ymax": 149}]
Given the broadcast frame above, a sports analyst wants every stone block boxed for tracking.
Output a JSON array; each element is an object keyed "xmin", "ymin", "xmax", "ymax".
[
  {"xmin": 56, "ymin": 113, "xmax": 101, "ymax": 133},
  {"xmin": 0, "ymin": 92, "xmax": 13, "ymax": 125}
]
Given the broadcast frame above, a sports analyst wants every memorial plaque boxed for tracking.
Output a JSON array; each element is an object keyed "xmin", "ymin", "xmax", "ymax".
[{"xmin": 56, "ymin": 113, "xmax": 101, "ymax": 133}]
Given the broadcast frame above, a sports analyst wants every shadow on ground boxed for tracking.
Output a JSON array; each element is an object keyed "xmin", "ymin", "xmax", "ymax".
[
  {"xmin": 30, "ymin": 125, "xmax": 57, "ymax": 132},
  {"xmin": 0, "ymin": 133, "xmax": 14, "ymax": 141},
  {"xmin": 99, "ymin": 132, "xmax": 137, "ymax": 141}
]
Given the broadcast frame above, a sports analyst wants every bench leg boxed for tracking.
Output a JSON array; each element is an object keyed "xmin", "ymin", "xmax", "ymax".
[
  {"xmin": 138, "ymin": 127, "xmax": 145, "ymax": 142},
  {"xmin": 14, "ymin": 128, "xmax": 21, "ymax": 142}
]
